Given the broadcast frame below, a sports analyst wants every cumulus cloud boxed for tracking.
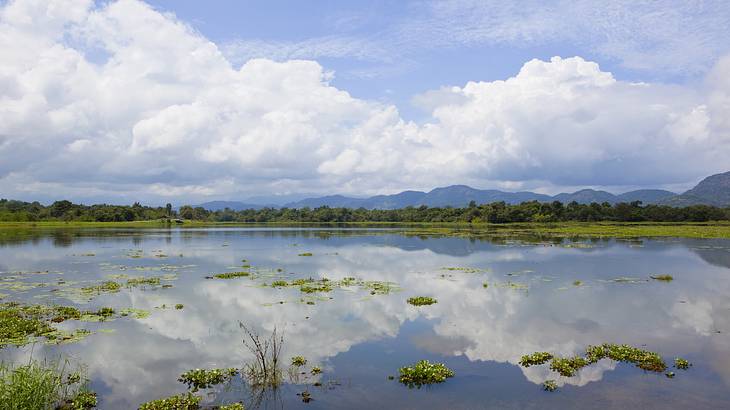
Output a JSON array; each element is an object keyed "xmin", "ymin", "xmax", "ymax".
[{"xmin": 0, "ymin": 0, "xmax": 729, "ymax": 203}]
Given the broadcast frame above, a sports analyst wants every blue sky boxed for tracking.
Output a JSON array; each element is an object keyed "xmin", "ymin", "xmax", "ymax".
[
  {"xmin": 1, "ymin": 0, "xmax": 729, "ymax": 204},
  {"xmin": 145, "ymin": 0, "xmax": 710, "ymax": 119}
]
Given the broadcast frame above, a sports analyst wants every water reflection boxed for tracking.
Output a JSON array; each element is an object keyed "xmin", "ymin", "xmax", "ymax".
[{"xmin": 1, "ymin": 228, "xmax": 729, "ymax": 409}]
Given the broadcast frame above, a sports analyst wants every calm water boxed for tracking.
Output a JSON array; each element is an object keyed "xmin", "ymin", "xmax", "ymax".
[{"xmin": 1, "ymin": 227, "xmax": 730, "ymax": 409}]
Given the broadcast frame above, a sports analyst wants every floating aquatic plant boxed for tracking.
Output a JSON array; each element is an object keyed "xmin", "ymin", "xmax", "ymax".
[
  {"xmin": 213, "ymin": 272, "xmax": 250, "ymax": 279},
  {"xmin": 674, "ymin": 358, "xmax": 691, "ymax": 370},
  {"xmin": 542, "ymin": 380, "xmax": 558, "ymax": 392},
  {"xmin": 178, "ymin": 368, "xmax": 238, "ymax": 392},
  {"xmin": 138, "ymin": 392, "xmax": 201, "ymax": 409},
  {"xmin": 298, "ymin": 253, "xmax": 313, "ymax": 257},
  {"xmin": 175, "ymin": 304, "xmax": 184, "ymax": 310},
  {"xmin": 271, "ymin": 280, "xmax": 289, "ymax": 287},
  {"xmin": 291, "ymin": 356, "xmax": 307, "ymax": 367},
  {"xmin": 407, "ymin": 296, "xmax": 437, "ymax": 306},
  {"xmin": 518, "ymin": 352, "xmax": 553, "ymax": 367},
  {"xmin": 398, "ymin": 360, "xmax": 454, "ymax": 388},
  {"xmin": 520, "ymin": 343, "xmax": 669, "ymax": 382},
  {"xmin": 310, "ymin": 366, "xmax": 322, "ymax": 375},
  {"xmin": 650, "ymin": 274, "xmax": 674, "ymax": 282}
]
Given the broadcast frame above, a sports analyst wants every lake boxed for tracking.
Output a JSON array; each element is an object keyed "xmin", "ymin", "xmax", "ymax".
[{"xmin": 1, "ymin": 226, "xmax": 729, "ymax": 409}]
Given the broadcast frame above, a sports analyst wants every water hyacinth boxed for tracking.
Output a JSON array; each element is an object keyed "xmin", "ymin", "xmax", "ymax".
[
  {"xmin": 138, "ymin": 392, "xmax": 201, "ymax": 409},
  {"xmin": 178, "ymin": 368, "xmax": 238, "ymax": 391},
  {"xmin": 398, "ymin": 360, "xmax": 454, "ymax": 388},
  {"xmin": 407, "ymin": 296, "xmax": 438, "ymax": 306}
]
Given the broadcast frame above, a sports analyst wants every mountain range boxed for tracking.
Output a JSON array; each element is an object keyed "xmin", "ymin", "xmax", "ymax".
[{"xmin": 197, "ymin": 171, "xmax": 730, "ymax": 210}]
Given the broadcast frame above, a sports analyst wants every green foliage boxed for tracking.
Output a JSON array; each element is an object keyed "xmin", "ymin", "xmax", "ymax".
[
  {"xmin": 674, "ymin": 358, "xmax": 691, "ymax": 370},
  {"xmin": 542, "ymin": 380, "xmax": 558, "ymax": 392},
  {"xmin": 218, "ymin": 404, "xmax": 244, "ymax": 410},
  {"xmin": 178, "ymin": 368, "xmax": 238, "ymax": 392},
  {"xmin": 0, "ymin": 359, "xmax": 95, "ymax": 410},
  {"xmin": 550, "ymin": 356, "xmax": 589, "ymax": 377},
  {"xmin": 212, "ymin": 272, "xmax": 249, "ymax": 279},
  {"xmin": 2, "ymin": 197, "xmax": 729, "ymax": 224},
  {"xmin": 138, "ymin": 392, "xmax": 201, "ymax": 410},
  {"xmin": 398, "ymin": 360, "xmax": 454, "ymax": 388},
  {"xmin": 520, "ymin": 343, "xmax": 668, "ymax": 380},
  {"xmin": 291, "ymin": 356, "xmax": 307, "ymax": 367},
  {"xmin": 518, "ymin": 352, "xmax": 553, "ymax": 367},
  {"xmin": 406, "ymin": 296, "xmax": 438, "ymax": 306},
  {"xmin": 174, "ymin": 304, "xmax": 184, "ymax": 310},
  {"xmin": 297, "ymin": 252, "xmax": 313, "ymax": 256},
  {"xmin": 650, "ymin": 274, "xmax": 674, "ymax": 281}
]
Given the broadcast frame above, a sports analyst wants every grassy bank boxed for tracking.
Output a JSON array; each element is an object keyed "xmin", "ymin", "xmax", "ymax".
[{"xmin": 0, "ymin": 221, "xmax": 729, "ymax": 238}]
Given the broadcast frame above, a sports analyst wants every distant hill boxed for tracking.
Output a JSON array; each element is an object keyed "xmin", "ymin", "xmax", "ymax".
[
  {"xmin": 660, "ymin": 171, "xmax": 730, "ymax": 207},
  {"xmin": 195, "ymin": 201, "xmax": 273, "ymax": 211},
  {"xmin": 282, "ymin": 186, "xmax": 677, "ymax": 210},
  {"xmin": 194, "ymin": 171, "xmax": 730, "ymax": 211}
]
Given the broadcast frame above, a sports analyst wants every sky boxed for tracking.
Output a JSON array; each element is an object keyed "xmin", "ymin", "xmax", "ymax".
[{"xmin": 1, "ymin": 0, "xmax": 729, "ymax": 205}]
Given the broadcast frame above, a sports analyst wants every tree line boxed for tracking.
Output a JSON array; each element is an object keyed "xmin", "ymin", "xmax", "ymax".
[{"xmin": 2, "ymin": 198, "xmax": 729, "ymax": 223}]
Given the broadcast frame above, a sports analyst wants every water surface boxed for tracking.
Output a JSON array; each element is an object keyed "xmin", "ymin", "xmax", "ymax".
[{"xmin": 1, "ymin": 227, "xmax": 729, "ymax": 409}]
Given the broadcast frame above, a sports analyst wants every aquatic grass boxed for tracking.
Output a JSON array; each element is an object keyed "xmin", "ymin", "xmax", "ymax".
[
  {"xmin": 138, "ymin": 392, "xmax": 201, "ymax": 409},
  {"xmin": 178, "ymin": 368, "xmax": 238, "ymax": 392},
  {"xmin": 407, "ymin": 296, "xmax": 437, "ymax": 306},
  {"xmin": 298, "ymin": 253, "xmax": 313, "ymax": 256},
  {"xmin": 0, "ymin": 359, "xmax": 95, "ymax": 410},
  {"xmin": 240, "ymin": 323, "xmax": 284, "ymax": 389},
  {"xmin": 650, "ymin": 274, "xmax": 674, "ymax": 282},
  {"xmin": 398, "ymin": 360, "xmax": 454, "ymax": 388}
]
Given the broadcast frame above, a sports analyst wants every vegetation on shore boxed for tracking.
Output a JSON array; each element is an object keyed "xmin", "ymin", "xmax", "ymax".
[{"xmin": 2, "ymin": 197, "xmax": 730, "ymax": 225}]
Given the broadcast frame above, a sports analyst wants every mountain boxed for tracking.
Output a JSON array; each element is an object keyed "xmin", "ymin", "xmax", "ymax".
[
  {"xmin": 616, "ymin": 189, "xmax": 677, "ymax": 204},
  {"xmin": 195, "ymin": 201, "xmax": 273, "ymax": 211},
  {"xmin": 660, "ymin": 171, "xmax": 730, "ymax": 207},
  {"xmin": 194, "ymin": 171, "xmax": 730, "ymax": 211},
  {"xmin": 282, "ymin": 186, "xmax": 677, "ymax": 210}
]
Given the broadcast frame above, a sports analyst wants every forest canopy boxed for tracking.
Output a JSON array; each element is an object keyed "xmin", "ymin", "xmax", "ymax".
[{"xmin": 1, "ymin": 199, "xmax": 729, "ymax": 223}]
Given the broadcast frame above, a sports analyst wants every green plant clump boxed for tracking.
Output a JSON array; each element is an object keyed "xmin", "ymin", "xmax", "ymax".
[
  {"xmin": 298, "ymin": 253, "xmax": 313, "ymax": 256},
  {"xmin": 213, "ymin": 272, "xmax": 250, "ymax": 279},
  {"xmin": 398, "ymin": 360, "xmax": 454, "ymax": 388},
  {"xmin": 0, "ymin": 359, "xmax": 95, "ymax": 409},
  {"xmin": 219, "ymin": 404, "xmax": 244, "ymax": 410},
  {"xmin": 518, "ymin": 352, "xmax": 554, "ymax": 367},
  {"xmin": 138, "ymin": 392, "xmax": 201, "ymax": 409},
  {"xmin": 650, "ymin": 274, "xmax": 674, "ymax": 282},
  {"xmin": 291, "ymin": 356, "xmax": 307, "ymax": 367},
  {"xmin": 174, "ymin": 304, "xmax": 184, "ymax": 310},
  {"xmin": 520, "ymin": 343, "xmax": 668, "ymax": 380},
  {"xmin": 271, "ymin": 280, "xmax": 289, "ymax": 287},
  {"xmin": 407, "ymin": 296, "xmax": 438, "ymax": 306},
  {"xmin": 675, "ymin": 358, "xmax": 691, "ymax": 370},
  {"xmin": 178, "ymin": 368, "xmax": 238, "ymax": 392},
  {"xmin": 542, "ymin": 380, "xmax": 558, "ymax": 392},
  {"xmin": 550, "ymin": 356, "xmax": 589, "ymax": 377}
]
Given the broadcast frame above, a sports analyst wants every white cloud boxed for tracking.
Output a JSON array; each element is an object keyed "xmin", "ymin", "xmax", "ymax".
[{"xmin": 0, "ymin": 0, "xmax": 729, "ymax": 204}]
